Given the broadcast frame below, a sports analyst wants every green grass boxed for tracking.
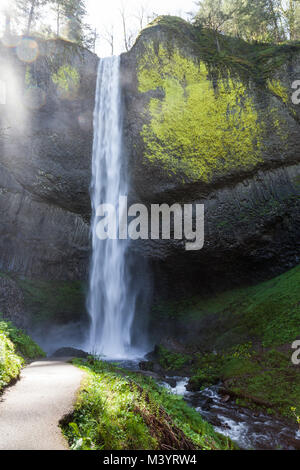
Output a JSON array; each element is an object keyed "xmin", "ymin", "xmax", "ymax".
[
  {"xmin": 188, "ymin": 347, "xmax": 300, "ymax": 419},
  {"xmin": 153, "ymin": 263, "xmax": 300, "ymax": 348},
  {"xmin": 157, "ymin": 346, "xmax": 190, "ymax": 371},
  {"xmin": 153, "ymin": 264, "xmax": 300, "ymax": 420},
  {"xmin": 0, "ymin": 319, "xmax": 45, "ymax": 391},
  {"xmin": 62, "ymin": 359, "xmax": 236, "ymax": 451}
]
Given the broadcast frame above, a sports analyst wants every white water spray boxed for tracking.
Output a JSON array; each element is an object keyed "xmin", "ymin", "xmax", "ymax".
[{"xmin": 87, "ymin": 56, "xmax": 142, "ymax": 358}]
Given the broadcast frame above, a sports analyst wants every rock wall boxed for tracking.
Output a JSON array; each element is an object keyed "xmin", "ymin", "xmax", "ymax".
[
  {"xmin": 1, "ymin": 20, "xmax": 300, "ymax": 325},
  {"xmin": 0, "ymin": 38, "xmax": 98, "ymax": 281},
  {"xmin": 122, "ymin": 17, "xmax": 300, "ymax": 294}
]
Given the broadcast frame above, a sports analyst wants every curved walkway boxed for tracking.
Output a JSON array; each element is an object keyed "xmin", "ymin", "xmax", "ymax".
[{"xmin": 0, "ymin": 359, "xmax": 84, "ymax": 450}]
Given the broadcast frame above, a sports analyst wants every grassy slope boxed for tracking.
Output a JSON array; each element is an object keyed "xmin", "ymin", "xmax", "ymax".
[
  {"xmin": 153, "ymin": 264, "xmax": 300, "ymax": 420},
  {"xmin": 0, "ymin": 319, "xmax": 45, "ymax": 391},
  {"xmin": 62, "ymin": 359, "xmax": 236, "ymax": 451}
]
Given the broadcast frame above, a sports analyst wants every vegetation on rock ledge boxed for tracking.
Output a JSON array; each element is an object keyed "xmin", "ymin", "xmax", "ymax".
[{"xmin": 0, "ymin": 319, "xmax": 45, "ymax": 392}]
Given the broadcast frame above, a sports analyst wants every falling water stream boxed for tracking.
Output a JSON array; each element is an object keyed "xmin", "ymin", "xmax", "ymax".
[{"xmin": 87, "ymin": 56, "xmax": 142, "ymax": 359}]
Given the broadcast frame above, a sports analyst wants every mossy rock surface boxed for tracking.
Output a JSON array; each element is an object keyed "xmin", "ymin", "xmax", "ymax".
[
  {"xmin": 0, "ymin": 272, "xmax": 87, "ymax": 328},
  {"xmin": 124, "ymin": 16, "xmax": 300, "ymax": 194},
  {"xmin": 122, "ymin": 16, "xmax": 300, "ymax": 290},
  {"xmin": 17, "ymin": 277, "xmax": 87, "ymax": 326}
]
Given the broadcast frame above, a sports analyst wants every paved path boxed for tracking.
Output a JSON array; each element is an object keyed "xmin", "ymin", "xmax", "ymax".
[{"xmin": 0, "ymin": 359, "xmax": 85, "ymax": 450}]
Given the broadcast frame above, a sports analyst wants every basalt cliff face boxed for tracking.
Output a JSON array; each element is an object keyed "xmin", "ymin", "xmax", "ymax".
[
  {"xmin": 0, "ymin": 38, "xmax": 98, "ymax": 283},
  {"xmin": 122, "ymin": 16, "xmax": 300, "ymax": 294},
  {"xmin": 1, "ymin": 18, "xmax": 300, "ymax": 327}
]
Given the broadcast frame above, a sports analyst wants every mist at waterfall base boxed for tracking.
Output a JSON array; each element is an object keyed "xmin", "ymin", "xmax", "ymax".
[{"xmin": 86, "ymin": 56, "xmax": 151, "ymax": 360}]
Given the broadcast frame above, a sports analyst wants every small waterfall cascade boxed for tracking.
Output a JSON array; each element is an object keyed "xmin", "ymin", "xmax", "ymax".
[{"xmin": 87, "ymin": 56, "xmax": 144, "ymax": 358}]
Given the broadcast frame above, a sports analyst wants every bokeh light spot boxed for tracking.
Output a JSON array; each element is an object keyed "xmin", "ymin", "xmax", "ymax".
[
  {"xmin": 1, "ymin": 35, "xmax": 20, "ymax": 48},
  {"xmin": 17, "ymin": 39, "xmax": 39, "ymax": 63}
]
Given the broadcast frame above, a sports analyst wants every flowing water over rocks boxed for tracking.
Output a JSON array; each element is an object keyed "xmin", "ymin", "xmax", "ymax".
[
  {"xmin": 113, "ymin": 360, "xmax": 300, "ymax": 450},
  {"xmin": 165, "ymin": 379, "xmax": 300, "ymax": 450}
]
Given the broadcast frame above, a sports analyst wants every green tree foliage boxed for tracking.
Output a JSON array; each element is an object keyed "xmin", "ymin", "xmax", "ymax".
[
  {"xmin": 0, "ymin": 0, "xmax": 18, "ymax": 37},
  {"xmin": 64, "ymin": 0, "xmax": 96, "ymax": 49},
  {"xmin": 50, "ymin": 0, "xmax": 91, "ymax": 46},
  {"xmin": 194, "ymin": 0, "xmax": 237, "ymax": 33},
  {"xmin": 194, "ymin": 0, "xmax": 300, "ymax": 43},
  {"xmin": 1, "ymin": 0, "xmax": 94, "ymax": 49},
  {"xmin": 17, "ymin": 0, "xmax": 49, "ymax": 34},
  {"xmin": 194, "ymin": 0, "xmax": 239, "ymax": 50},
  {"xmin": 0, "ymin": 319, "xmax": 45, "ymax": 391},
  {"xmin": 234, "ymin": 0, "xmax": 283, "ymax": 42},
  {"xmin": 280, "ymin": 0, "xmax": 300, "ymax": 40}
]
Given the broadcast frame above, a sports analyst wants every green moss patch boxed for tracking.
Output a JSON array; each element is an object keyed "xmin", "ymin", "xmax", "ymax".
[
  {"xmin": 138, "ymin": 45, "xmax": 263, "ymax": 182},
  {"xmin": 154, "ymin": 263, "xmax": 300, "ymax": 348},
  {"xmin": 135, "ymin": 17, "xmax": 300, "ymax": 183},
  {"xmin": 138, "ymin": 16, "xmax": 300, "ymax": 80}
]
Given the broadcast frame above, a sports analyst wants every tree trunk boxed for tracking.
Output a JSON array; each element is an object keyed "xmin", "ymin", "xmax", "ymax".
[
  {"xmin": 5, "ymin": 13, "xmax": 11, "ymax": 37},
  {"xmin": 215, "ymin": 33, "xmax": 221, "ymax": 53},
  {"xmin": 27, "ymin": 0, "xmax": 37, "ymax": 35},
  {"xmin": 289, "ymin": 0, "xmax": 296, "ymax": 41},
  {"xmin": 268, "ymin": 0, "xmax": 280, "ymax": 42},
  {"xmin": 121, "ymin": 10, "xmax": 129, "ymax": 52},
  {"xmin": 57, "ymin": 5, "xmax": 60, "ymax": 37}
]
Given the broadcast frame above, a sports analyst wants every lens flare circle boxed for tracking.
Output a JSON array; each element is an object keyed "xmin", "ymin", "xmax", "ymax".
[
  {"xmin": 17, "ymin": 39, "xmax": 39, "ymax": 63},
  {"xmin": 1, "ymin": 35, "xmax": 20, "ymax": 48}
]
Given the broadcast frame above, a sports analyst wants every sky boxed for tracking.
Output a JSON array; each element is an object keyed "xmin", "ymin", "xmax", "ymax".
[
  {"xmin": 0, "ymin": 0, "xmax": 198, "ymax": 56},
  {"xmin": 86, "ymin": 0, "xmax": 197, "ymax": 56}
]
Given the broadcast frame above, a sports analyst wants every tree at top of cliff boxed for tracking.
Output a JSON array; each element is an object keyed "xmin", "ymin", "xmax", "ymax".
[
  {"xmin": 0, "ymin": 0, "xmax": 94, "ymax": 50},
  {"xmin": 280, "ymin": 0, "xmax": 300, "ymax": 40},
  {"xmin": 50, "ymin": 0, "xmax": 85, "ymax": 43},
  {"xmin": 194, "ymin": 0, "xmax": 240, "ymax": 51},
  {"xmin": 194, "ymin": 0, "xmax": 236, "ymax": 33},
  {"xmin": 48, "ymin": 0, "xmax": 96, "ymax": 49},
  {"xmin": 194, "ymin": 0, "xmax": 300, "ymax": 43},
  {"xmin": 0, "ymin": 0, "xmax": 18, "ymax": 37}
]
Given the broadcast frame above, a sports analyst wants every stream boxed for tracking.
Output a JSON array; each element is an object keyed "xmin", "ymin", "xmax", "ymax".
[
  {"xmin": 110, "ymin": 359, "xmax": 300, "ymax": 451},
  {"xmin": 164, "ymin": 377, "xmax": 300, "ymax": 450}
]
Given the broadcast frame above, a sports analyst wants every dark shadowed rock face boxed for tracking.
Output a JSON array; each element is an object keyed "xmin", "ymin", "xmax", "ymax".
[
  {"xmin": 52, "ymin": 347, "xmax": 88, "ymax": 358},
  {"xmin": 0, "ymin": 38, "xmax": 98, "ymax": 280},
  {"xmin": 0, "ymin": 19, "xmax": 300, "ymax": 318},
  {"xmin": 121, "ymin": 17, "xmax": 300, "ymax": 294},
  {"xmin": 0, "ymin": 276, "xmax": 25, "ymax": 328}
]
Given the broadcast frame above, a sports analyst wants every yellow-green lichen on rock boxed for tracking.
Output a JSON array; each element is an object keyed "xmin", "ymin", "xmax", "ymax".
[
  {"xmin": 267, "ymin": 79, "xmax": 289, "ymax": 104},
  {"xmin": 52, "ymin": 64, "xmax": 80, "ymax": 99},
  {"xmin": 138, "ymin": 43, "xmax": 264, "ymax": 182}
]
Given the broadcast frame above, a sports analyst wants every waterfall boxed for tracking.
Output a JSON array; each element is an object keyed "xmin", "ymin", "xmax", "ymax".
[{"xmin": 87, "ymin": 56, "xmax": 146, "ymax": 359}]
